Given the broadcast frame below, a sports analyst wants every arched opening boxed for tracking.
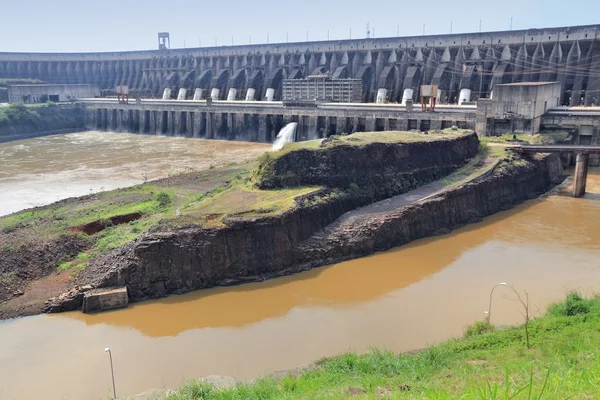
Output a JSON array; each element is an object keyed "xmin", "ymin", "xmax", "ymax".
[
  {"xmin": 332, "ymin": 65, "xmax": 349, "ymax": 79},
  {"xmin": 248, "ymin": 70, "xmax": 265, "ymax": 99},
  {"xmin": 355, "ymin": 65, "xmax": 373, "ymax": 102},
  {"xmin": 377, "ymin": 65, "xmax": 398, "ymax": 102},
  {"xmin": 195, "ymin": 70, "xmax": 213, "ymax": 89},
  {"xmin": 267, "ymin": 68, "xmax": 285, "ymax": 100},
  {"xmin": 213, "ymin": 69, "xmax": 229, "ymax": 94}
]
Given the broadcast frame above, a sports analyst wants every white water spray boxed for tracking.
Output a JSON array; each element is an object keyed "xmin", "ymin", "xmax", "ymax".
[{"xmin": 271, "ymin": 122, "xmax": 298, "ymax": 151}]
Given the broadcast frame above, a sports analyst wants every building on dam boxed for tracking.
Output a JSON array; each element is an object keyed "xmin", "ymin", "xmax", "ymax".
[{"xmin": 0, "ymin": 24, "xmax": 599, "ymax": 106}]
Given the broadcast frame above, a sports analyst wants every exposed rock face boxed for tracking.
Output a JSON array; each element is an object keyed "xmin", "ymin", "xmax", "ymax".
[
  {"xmin": 254, "ymin": 133, "xmax": 480, "ymax": 199},
  {"xmin": 80, "ymin": 153, "xmax": 563, "ymax": 307}
]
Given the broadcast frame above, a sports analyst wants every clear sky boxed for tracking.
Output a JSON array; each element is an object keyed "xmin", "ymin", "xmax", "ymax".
[{"xmin": 2, "ymin": 0, "xmax": 598, "ymax": 52}]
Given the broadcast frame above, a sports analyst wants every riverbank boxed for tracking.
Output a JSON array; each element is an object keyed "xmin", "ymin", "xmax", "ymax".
[
  {"xmin": 0, "ymin": 103, "xmax": 84, "ymax": 141},
  {"xmin": 159, "ymin": 292, "xmax": 600, "ymax": 399},
  {"xmin": 1, "ymin": 129, "xmax": 566, "ymax": 319}
]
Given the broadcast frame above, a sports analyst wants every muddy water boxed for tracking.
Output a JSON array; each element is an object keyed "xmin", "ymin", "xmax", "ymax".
[
  {"xmin": 1, "ymin": 141, "xmax": 600, "ymax": 399},
  {"xmin": 0, "ymin": 131, "xmax": 271, "ymax": 216}
]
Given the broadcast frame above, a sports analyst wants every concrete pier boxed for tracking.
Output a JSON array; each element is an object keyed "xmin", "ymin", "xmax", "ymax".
[
  {"xmin": 573, "ymin": 153, "xmax": 590, "ymax": 198},
  {"xmin": 82, "ymin": 287, "xmax": 129, "ymax": 313}
]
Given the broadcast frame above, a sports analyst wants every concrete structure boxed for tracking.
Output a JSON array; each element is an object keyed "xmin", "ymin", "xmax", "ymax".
[
  {"xmin": 476, "ymin": 82, "xmax": 562, "ymax": 135},
  {"xmin": 282, "ymin": 75, "xmax": 362, "ymax": 103},
  {"xmin": 7, "ymin": 84, "xmax": 99, "ymax": 103},
  {"xmin": 82, "ymin": 287, "xmax": 128, "ymax": 313},
  {"xmin": 512, "ymin": 144, "xmax": 600, "ymax": 197},
  {"xmin": 1, "ymin": 25, "xmax": 599, "ymax": 105},
  {"xmin": 80, "ymin": 98, "xmax": 475, "ymax": 142}
]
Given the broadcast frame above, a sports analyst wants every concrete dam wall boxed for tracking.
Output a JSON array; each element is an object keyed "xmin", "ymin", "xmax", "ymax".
[{"xmin": 1, "ymin": 25, "xmax": 599, "ymax": 106}]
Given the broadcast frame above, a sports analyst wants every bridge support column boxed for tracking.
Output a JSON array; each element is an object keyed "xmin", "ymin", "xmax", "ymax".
[
  {"xmin": 206, "ymin": 113, "xmax": 214, "ymax": 139},
  {"xmin": 366, "ymin": 117, "xmax": 376, "ymax": 132},
  {"xmin": 336, "ymin": 117, "xmax": 347, "ymax": 135},
  {"xmin": 139, "ymin": 111, "xmax": 146, "ymax": 134},
  {"xmin": 573, "ymin": 153, "xmax": 589, "ymax": 198},
  {"xmin": 227, "ymin": 113, "xmax": 235, "ymax": 140},
  {"xmin": 397, "ymin": 119, "xmax": 408, "ymax": 130},
  {"xmin": 352, "ymin": 117, "xmax": 359, "ymax": 133},
  {"xmin": 155, "ymin": 112, "xmax": 163, "ymax": 135},
  {"xmin": 258, "ymin": 115, "xmax": 267, "ymax": 143},
  {"xmin": 192, "ymin": 112, "xmax": 201, "ymax": 138},
  {"xmin": 167, "ymin": 111, "xmax": 174, "ymax": 136},
  {"xmin": 150, "ymin": 111, "xmax": 157, "ymax": 135},
  {"xmin": 117, "ymin": 110, "xmax": 124, "ymax": 132},
  {"xmin": 186, "ymin": 112, "xmax": 193, "ymax": 137},
  {"xmin": 430, "ymin": 120, "xmax": 442, "ymax": 131},
  {"xmin": 384, "ymin": 118, "xmax": 390, "ymax": 131}
]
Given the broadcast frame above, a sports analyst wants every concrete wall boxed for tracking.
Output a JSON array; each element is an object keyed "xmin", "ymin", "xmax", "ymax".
[
  {"xmin": 8, "ymin": 84, "xmax": 99, "ymax": 103},
  {"xmin": 82, "ymin": 100, "xmax": 476, "ymax": 142},
  {"xmin": 0, "ymin": 24, "xmax": 598, "ymax": 105}
]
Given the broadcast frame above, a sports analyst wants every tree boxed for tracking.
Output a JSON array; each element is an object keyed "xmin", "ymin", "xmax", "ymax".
[{"xmin": 507, "ymin": 286, "xmax": 537, "ymax": 349}]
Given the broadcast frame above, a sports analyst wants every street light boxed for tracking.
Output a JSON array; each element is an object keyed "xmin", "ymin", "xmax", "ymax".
[
  {"xmin": 104, "ymin": 347, "xmax": 116, "ymax": 399},
  {"xmin": 486, "ymin": 282, "xmax": 508, "ymax": 324}
]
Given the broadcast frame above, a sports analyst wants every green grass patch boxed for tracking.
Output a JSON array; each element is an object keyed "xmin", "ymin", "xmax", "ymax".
[
  {"xmin": 272, "ymin": 129, "xmax": 473, "ymax": 158},
  {"xmin": 166, "ymin": 292, "xmax": 600, "ymax": 399}
]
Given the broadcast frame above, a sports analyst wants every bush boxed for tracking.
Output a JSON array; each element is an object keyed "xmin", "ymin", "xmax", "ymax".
[
  {"xmin": 156, "ymin": 192, "xmax": 172, "ymax": 207},
  {"xmin": 348, "ymin": 182, "xmax": 360, "ymax": 193},
  {"xmin": 464, "ymin": 320, "xmax": 496, "ymax": 338},
  {"xmin": 548, "ymin": 291, "xmax": 594, "ymax": 317}
]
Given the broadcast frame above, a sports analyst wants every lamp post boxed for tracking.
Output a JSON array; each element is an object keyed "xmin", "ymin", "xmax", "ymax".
[
  {"xmin": 486, "ymin": 282, "xmax": 508, "ymax": 324},
  {"xmin": 104, "ymin": 347, "xmax": 116, "ymax": 399}
]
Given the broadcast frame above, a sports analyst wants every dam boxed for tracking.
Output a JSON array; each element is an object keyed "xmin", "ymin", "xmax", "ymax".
[{"xmin": 1, "ymin": 24, "xmax": 599, "ymax": 106}]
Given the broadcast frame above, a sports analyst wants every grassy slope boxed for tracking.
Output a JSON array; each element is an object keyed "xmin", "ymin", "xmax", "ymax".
[
  {"xmin": 166, "ymin": 293, "xmax": 600, "ymax": 399},
  {"xmin": 274, "ymin": 129, "xmax": 473, "ymax": 157},
  {"xmin": 0, "ymin": 161, "xmax": 319, "ymax": 276}
]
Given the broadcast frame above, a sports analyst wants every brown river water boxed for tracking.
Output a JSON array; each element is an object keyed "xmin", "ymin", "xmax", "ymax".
[{"xmin": 1, "ymin": 132, "xmax": 600, "ymax": 399}]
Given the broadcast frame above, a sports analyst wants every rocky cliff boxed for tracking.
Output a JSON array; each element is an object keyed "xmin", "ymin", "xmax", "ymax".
[
  {"xmin": 52, "ymin": 143, "xmax": 563, "ymax": 312},
  {"xmin": 254, "ymin": 131, "xmax": 480, "ymax": 199}
]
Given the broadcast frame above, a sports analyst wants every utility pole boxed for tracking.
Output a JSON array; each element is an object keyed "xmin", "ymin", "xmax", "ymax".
[
  {"xmin": 183, "ymin": 39, "xmax": 186, "ymax": 48},
  {"xmin": 450, "ymin": 21, "xmax": 452, "ymax": 34},
  {"xmin": 510, "ymin": 17, "xmax": 513, "ymax": 30},
  {"xmin": 267, "ymin": 33, "xmax": 269, "ymax": 44},
  {"xmin": 327, "ymin": 29, "xmax": 329, "ymax": 40},
  {"xmin": 231, "ymin": 36, "xmax": 233, "ymax": 46},
  {"xmin": 350, "ymin": 27, "xmax": 352, "ymax": 39},
  {"xmin": 366, "ymin": 23, "xmax": 370, "ymax": 39},
  {"xmin": 199, "ymin": 38, "xmax": 201, "ymax": 47},
  {"xmin": 214, "ymin": 36, "xmax": 217, "ymax": 46},
  {"xmin": 286, "ymin": 32, "xmax": 288, "ymax": 43},
  {"xmin": 306, "ymin": 31, "xmax": 308, "ymax": 42},
  {"xmin": 397, "ymin": 25, "xmax": 399, "ymax": 36},
  {"xmin": 423, "ymin": 24, "xmax": 425, "ymax": 36},
  {"xmin": 373, "ymin": 26, "xmax": 375, "ymax": 38},
  {"xmin": 479, "ymin": 19, "xmax": 482, "ymax": 32},
  {"xmin": 249, "ymin": 34, "xmax": 251, "ymax": 45}
]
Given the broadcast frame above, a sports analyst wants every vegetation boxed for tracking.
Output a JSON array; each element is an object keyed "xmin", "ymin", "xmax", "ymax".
[
  {"xmin": 269, "ymin": 129, "xmax": 473, "ymax": 158},
  {"xmin": 165, "ymin": 292, "xmax": 600, "ymax": 399},
  {"xmin": 486, "ymin": 132, "xmax": 572, "ymax": 145},
  {"xmin": 0, "ymin": 103, "xmax": 83, "ymax": 137}
]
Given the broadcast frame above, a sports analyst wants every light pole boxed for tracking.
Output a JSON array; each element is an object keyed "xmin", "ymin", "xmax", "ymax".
[
  {"xmin": 486, "ymin": 282, "xmax": 508, "ymax": 324},
  {"xmin": 104, "ymin": 347, "xmax": 116, "ymax": 399}
]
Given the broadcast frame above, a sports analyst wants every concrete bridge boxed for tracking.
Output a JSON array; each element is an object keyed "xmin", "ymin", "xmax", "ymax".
[
  {"xmin": 1, "ymin": 24, "xmax": 599, "ymax": 106},
  {"xmin": 80, "ymin": 98, "xmax": 475, "ymax": 142},
  {"xmin": 511, "ymin": 144, "xmax": 600, "ymax": 197}
]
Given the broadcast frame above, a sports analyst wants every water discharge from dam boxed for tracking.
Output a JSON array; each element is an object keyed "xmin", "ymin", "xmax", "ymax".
[
  {"xmin": 1, "ymin": 133, "xmax": 600, "ymax": 399},
  {"xmin": 271, "ymin": 122, "xmax": 298, "ymax": 151}
]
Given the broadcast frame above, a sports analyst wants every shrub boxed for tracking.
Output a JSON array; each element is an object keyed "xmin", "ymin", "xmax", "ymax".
[
  {"xmin": 156, "ymin": 192, "xmax": 172, "ymax": 207},
  {"xmin": 464, "ymin": 321, "xmax": 496, "ymax": 338},
  {"xmin": 548, "ymin": 291, "xmax": 594, "ymax": 317}
]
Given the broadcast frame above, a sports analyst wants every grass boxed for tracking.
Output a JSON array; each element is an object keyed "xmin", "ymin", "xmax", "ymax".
[
  {"xmin": 164, "ymin": 292, "xmax": 600, "ymax": 399},
  {"xmin": 486, "ymin": 132, "xmax": 572, "ymax": 145},
  {"xmin": 272, "ymin": 129, "xmax": 473, "ymax": 157}
]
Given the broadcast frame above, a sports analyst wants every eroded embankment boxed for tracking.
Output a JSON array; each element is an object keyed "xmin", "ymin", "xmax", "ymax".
[
  {"xmin": 73, "ymin": 153, "xmax": 563, "ymax": 314},
  {"xmin": 65, "ymin": 132, "xmax": 479, "ymax": 308}
]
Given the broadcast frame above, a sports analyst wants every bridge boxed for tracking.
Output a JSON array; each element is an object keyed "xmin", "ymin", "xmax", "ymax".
[{"xmin": 511, "ymin": 145, "xmax": 600, "ymax": 197}]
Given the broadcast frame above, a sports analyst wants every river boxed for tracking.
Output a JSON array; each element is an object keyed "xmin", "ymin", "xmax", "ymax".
[
  {"xmin": 1, "ymin": 133, "xmax": 600, "ymax": 399},
  {"xmin": 0, "ymin": 131, "xmax": 271, "ymax": 217}
]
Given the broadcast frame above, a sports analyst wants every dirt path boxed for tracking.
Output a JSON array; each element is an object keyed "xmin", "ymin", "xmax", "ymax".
[{"xmin": 297, "ymin": 156, "xmax": 499, "ymax": 251}]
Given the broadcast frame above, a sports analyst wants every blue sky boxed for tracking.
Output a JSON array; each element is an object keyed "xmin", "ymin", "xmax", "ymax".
[{"xmin": 2, "ymin": 0, "xmax": 598, "ymax": 52}]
